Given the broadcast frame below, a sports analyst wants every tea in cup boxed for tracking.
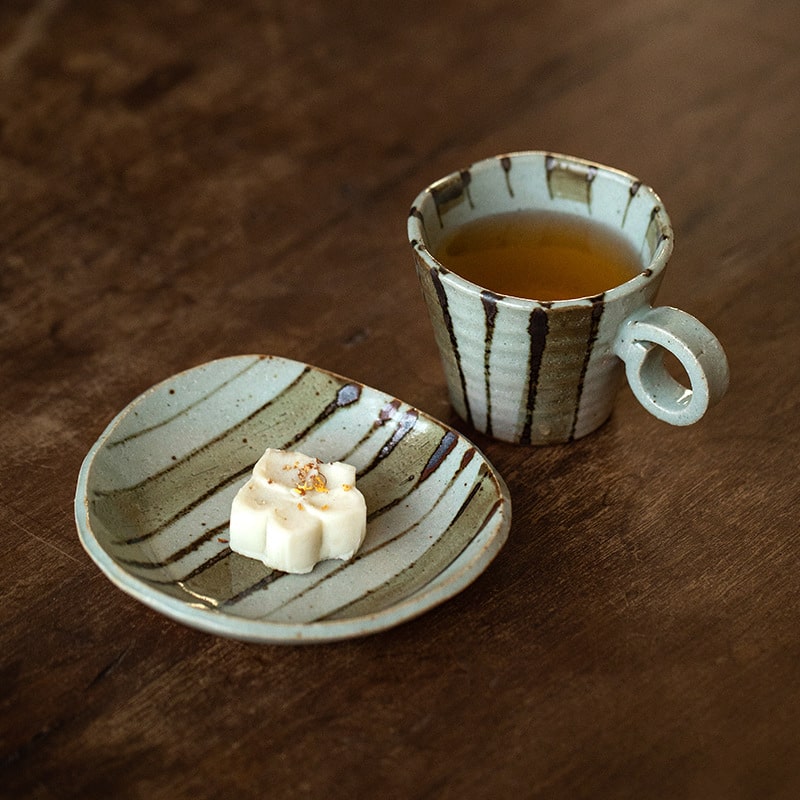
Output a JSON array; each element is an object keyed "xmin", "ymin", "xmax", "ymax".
[{"xmin": 408, "ymin": 151, "xmax": 729, "ymax": 445}]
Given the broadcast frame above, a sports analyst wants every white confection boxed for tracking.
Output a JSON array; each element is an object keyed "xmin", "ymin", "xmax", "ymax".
[{"xmin": 229, "ymin": 448, "xmax": 367, "ymax": 574}]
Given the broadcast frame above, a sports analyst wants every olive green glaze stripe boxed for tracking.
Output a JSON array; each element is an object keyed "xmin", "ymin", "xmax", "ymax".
[
  {"xmin": 286, "ymin": 381, "xmax": 364, "ymax": 449},
  {"xmin": 568, "ymin": 295, "xmax": 605, "ymax": 441},
  {"xmin": 238, "ymin": 452, "xmax": 485, "ymax": 619},
  {"xmin": 430, "ymin": 169, "xmax": 472, "ymax": 227},
  {"xmin": 360, "ymin": 443, "xmax": 474, "ymax": 532},
  {"xmin": 107, "ymin": 357, "xmax": 263, "ymax": 448},
  {"xmin": 119, "ymin": 469, "xmax": 251, "ymax": 547},
  {"xmin": 115, "ymin": 445, "xmax": 496, "ymax": 621},
  {"xmin": 111, "ymin": 417, "xmax": 461, "ymax": 587},
  {"xmin": 529, "ymin": 303, "xmax": 599, "ymax": 443},
  {"xmin": 361, "ymin": 432, "xmax": 464, "ymax": 522},
  {"xmin": 360, "ymin": 408, "xmax": 420, "ymax": 477},
  {"xmin": 323, "ymin": 467, "xmax": 500, "ymax": 620},
  {"xmin": 92, "ymin": 368, "xmax": 347, "ymax": 540},
  {"xmin": 118, "ymin": 430, "xmax": 465, "ymax": 602},
  {"xmin": 155, "ymin": 550, "xmax": 278, "ymax": 611},
  {"xmin": 361, "ymin": 431, "xmax": 463, "ymax": 523},
  {"xmin": 545, "ymin": 154, "xmax": 597, "ymax": 205},
  {"xmin": 223, "ymin": 442, "xmax": 474, "ymax": 611},
  {"xmin": 216, "ymin": 554, "xmax": 276, "ymax": 602},
  {"xmin": 131, "ymin": 548, "xmax": 262, "ymax": 603},
  {"xmin": 95, "ymin": 364, "xmax": 318, "ymax": 497},
  {"xmin": 214, "ymin": 419, "xmax": 456, "ymax": 609},
  {"xmin": 114, "ymin": 521, "xmax": 229, "ymax": 568},
  {"xmin": 215, "ymin": 564, "xmax": 285, "ymax": 607},
  {"xmin": 106, "ymin": 399, "xmax": 442, "ymax": 561},
  {"xmin": 177, "ymin": 546, "xmax": 231, "ymax": 583}
]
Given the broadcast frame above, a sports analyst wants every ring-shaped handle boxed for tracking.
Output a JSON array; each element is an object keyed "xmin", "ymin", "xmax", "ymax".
[{"xmin": 613, "ymin": 306, "xmax": 729, "ymax": 426}]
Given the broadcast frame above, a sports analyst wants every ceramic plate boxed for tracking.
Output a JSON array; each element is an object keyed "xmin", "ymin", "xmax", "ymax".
[{"xmin": 75, "ymin": 355, "xmax": 511, "ymax": 643}]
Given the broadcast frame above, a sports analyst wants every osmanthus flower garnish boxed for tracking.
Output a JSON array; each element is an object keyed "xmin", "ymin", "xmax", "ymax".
[{"xmin": 229, "ymin": 448, "xmax": 367, "ymax": 574}]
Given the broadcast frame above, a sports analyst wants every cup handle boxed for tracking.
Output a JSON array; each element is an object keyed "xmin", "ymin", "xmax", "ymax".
[{"xmin": 613, "ymin": 306, "xmax": 730, "ymax": 426}]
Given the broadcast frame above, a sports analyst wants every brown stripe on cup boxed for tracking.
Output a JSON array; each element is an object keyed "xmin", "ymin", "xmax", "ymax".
[
  {"xmin": 499, "ymin": 155, "xmax": 514, "ymax": 197},
  {"xmin": 519, "ymin": 307, "xmax": 549, "ymax": 445},
  {"xmin": 621, "ymin": 179, "xmax": 642, "ymax": 227},
  {"xmin": 480, "ymin": 290, "xmax": 503, "ymax": 438},
  {"xmin": 645, "ymin": 205, "xmax": 663, "ymax": 258},
  {"xmin": 411, "ymin": 248, "xmax": 475, "ymax": 428}
]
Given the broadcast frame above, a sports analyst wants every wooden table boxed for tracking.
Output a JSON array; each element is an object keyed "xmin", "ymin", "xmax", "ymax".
[{"xmin": 2, "ymin": 1, "xmax": 799, "ymax": 797}]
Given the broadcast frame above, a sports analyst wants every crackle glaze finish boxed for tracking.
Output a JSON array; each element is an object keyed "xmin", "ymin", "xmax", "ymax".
[{"xmin": 408, "ymin": 152, "xmax": 729, "ymax": 444}]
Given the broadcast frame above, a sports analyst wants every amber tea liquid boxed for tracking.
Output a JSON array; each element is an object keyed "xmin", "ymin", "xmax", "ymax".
[{"xmin": 434, "ymin": 210, "xmax": 643, "ymax": 301}]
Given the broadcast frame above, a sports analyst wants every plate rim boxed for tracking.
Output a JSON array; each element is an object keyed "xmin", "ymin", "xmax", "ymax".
[{"xmin": 74, "ymin": 354, "xmax": 512, "ymax": 644}]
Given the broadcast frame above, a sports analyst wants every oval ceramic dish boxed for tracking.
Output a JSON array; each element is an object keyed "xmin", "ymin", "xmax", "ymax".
[{"xmin": 75, "ymin": 355, "xmax": 511, "ymax": 643}]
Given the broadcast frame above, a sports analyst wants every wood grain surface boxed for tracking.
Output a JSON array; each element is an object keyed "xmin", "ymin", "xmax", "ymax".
[{"xmin": 1, "ymin": 0, "xmax": 799, "ymax": 797}]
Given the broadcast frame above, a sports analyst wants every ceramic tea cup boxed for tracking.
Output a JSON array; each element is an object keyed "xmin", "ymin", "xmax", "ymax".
[{"xmin": 407, "ymin": 151, "xmax": 729, "ymax": 445}]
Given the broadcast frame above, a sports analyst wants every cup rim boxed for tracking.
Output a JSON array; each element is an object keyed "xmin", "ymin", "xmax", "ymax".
[{"xmin": 407, "ymin": 150, "xmax": 674, "ymax": 309}]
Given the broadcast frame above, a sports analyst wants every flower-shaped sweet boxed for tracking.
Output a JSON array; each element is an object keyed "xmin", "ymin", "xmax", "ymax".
[{"xmin": 229, "ymin": 448, "xmax": 367, "ymax": 574}]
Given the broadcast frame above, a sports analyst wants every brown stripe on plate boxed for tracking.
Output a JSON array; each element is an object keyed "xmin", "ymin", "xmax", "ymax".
[
  {"xmin": 113, "ymin": 521, "xmax": 229, "ymax": 568},
  {"xmin": 142, "ymin": 420, "xmax": 472, "ymax": 611},
  {"xmin": 91, "ymin": 368, "xmax": 352, "ymax": 543},
  {"xmin": 365, "ymin": 434, "xmax": 470, "ymax": 523},
  {"xmin": 107, "ymin": 357, "xmax": 263, "ymax": 448},
  {"xmin": 323, "ymin": 465, "xmax": 500, "ymax": 620},
  {"xmin": 236, "ymin": 447, "xmax": 484, "ymax": 619}
]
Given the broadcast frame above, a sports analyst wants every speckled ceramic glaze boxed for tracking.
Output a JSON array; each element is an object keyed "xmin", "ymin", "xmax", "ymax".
[
  {"xmin": 408, "ymin": 152, "xmax": 729, "ymax": 444},
  {"xmin": 74, "ymin": 355, "xmax": 511, "ymax": 643}
]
